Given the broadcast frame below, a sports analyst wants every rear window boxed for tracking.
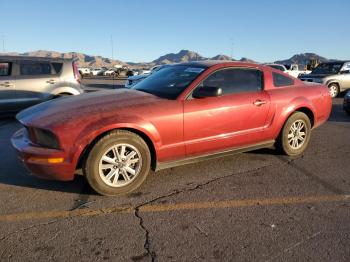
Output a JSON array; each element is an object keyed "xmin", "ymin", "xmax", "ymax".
[
  {"xmin": 273, "ymin": 72, "xmax": 294, "ymax": 87},
  {"xmin": 20, "ymin": 62, "xmax": 52, "ymax": 76},
  {"xmin": 0, "ymin": 62, "xmax": 11, "ymax": 76}
]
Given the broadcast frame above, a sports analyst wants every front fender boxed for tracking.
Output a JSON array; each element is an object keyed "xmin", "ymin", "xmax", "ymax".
[{"xmin": 69, "ymin": 115, "xmax": 161, "ymax": 167}]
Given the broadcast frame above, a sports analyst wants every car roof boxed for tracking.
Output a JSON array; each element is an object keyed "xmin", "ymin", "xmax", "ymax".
[
  {"xmin": 174, "ymin": 60, "xmax": 260, "ymax": 68},
  {"xmin": 0, "ymin": 55, "xmax": 73, "ymax": 62}
]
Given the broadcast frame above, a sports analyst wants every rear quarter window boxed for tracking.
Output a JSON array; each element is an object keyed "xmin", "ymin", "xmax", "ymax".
[
  {"xmin": 51, "ymin": 62, "xmax": 63, "ymax": 74},
  {"xmin": 273, "ymin": 72, "xmax": 294, "ymax": 87},
  {"xmin": 0, "ymin": 62, "xmax": 12, "ymax": 76}
]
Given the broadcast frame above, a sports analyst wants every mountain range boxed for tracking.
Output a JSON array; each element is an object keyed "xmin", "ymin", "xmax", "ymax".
[{"xmin": 0, "ymin": 49, "xmax": 342, "ymax": 68}]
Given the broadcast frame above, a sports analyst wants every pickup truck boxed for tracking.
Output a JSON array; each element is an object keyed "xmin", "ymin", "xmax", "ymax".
[{"xmin": 266, "ymin": 64, "xmax": 311, "ymax": 78}]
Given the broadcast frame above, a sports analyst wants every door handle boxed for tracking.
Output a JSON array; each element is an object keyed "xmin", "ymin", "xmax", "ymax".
[
  {"xmin": 253, "ymin": 99, "xmax": 267, "ymax": 106},
  {"xmin": 0, "ymin": 82, "xmax": 14, "ymax": 87},
  {"xmin": 46, "ymin": 79, "xmax": 56, "ymax": 84}
]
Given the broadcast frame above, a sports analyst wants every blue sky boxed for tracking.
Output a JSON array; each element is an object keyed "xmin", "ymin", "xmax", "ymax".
[{"xmin": 2, "ymin": 0, "xmax": 349, "ymax": 62}]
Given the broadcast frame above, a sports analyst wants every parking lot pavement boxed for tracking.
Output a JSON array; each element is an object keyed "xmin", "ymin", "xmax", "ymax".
[{"xmin": 0, "ymin": 98, "xmax": 349, "ymax": 261}]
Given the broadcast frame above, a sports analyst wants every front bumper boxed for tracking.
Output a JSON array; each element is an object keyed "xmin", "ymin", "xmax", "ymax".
[{"xmin": 11, "ymin": 128, "xmax": 75, "ymax": 181}]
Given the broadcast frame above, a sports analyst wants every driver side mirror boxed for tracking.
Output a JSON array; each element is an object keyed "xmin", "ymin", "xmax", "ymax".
[{"xmin": 192, "ymin": 86, "xmax": 223, "ymax": 99}]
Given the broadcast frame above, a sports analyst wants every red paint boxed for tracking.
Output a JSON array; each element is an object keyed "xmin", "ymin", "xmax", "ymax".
[{"xmin": 11, "ymin": 62, "xmax": 332, "ymax": 181}]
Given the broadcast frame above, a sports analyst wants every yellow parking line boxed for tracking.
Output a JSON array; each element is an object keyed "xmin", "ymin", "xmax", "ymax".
[{"xmin": 0, "ymin": 194, "xmax": 348, "ymax": 222}]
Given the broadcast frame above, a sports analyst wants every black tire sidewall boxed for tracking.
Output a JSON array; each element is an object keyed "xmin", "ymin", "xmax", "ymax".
[
  {"xmin": 280, "ymin": 112, "xmax": 311, "ymax": 156},
  {"xmin": 84, "ymin": 131, "xmax": 151, "ymax": 196}
]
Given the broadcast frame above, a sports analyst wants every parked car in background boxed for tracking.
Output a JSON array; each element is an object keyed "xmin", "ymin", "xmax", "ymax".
[
  {"xmin": 104, "ymin": 68, "xmax": 119, "ymax": 77},
  {"xmin": 0, "ymin": 56, "xmax": 84, "ymax": 114},
  {"xmin": 91, "ymin": 67, "xmax": 107, "ymax": 76},
  {"xmin": 266, "ymin": 63, "xmax": 310, "ymax": 78},
  {"xmin": 343, "ymin": 90, "xmax": 350, "ymax": 115},
  {"xmin": 125, "ymin": 65, "xmax": 169, "ymax": 88},
  {"xmin": 299, "ymin": 61, "xmax": 350, "ymax": 98},
  {"xmin": 12, "ymin": 61, "xmax": 331, "ymax": 196},
  {"xmin": 78, "ymin": 67, "xmax": 91, "ymax": 77}
]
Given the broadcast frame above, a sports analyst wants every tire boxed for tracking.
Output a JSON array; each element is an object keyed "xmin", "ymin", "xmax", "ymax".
[
  {"xmin": 84, "ymin": 130, "xmax": 151, "ymax": 196},
  {"xmin": 276, "ymin": 112, "xmax": 312, "ymax": 156},
  {"xmin": 328, "ymin": 83, "xmax": 340, "ymax": 98}
]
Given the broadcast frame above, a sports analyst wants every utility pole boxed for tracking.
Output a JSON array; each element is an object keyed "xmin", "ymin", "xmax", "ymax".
[
  {"xmin": 1, "ymin": 35, "xmax": 5, "ymax": 53},
  {"xmin": 230, "ymin": 38, "xmax": 234, "ymax": 60},
  {"xmin": 110, "ymin": 35, "xmax": 114, "ymax": 61}
]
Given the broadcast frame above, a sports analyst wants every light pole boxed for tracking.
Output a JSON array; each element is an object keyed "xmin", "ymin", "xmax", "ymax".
[{"xmin": 1, "ymin": 35, "xmax": 5, "ymax": 53}]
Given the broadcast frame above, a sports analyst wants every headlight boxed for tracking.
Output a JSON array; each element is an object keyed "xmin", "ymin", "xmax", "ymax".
[{"xmin": 27, "ymin": 127, "xmax": 60, "ymax": 149}]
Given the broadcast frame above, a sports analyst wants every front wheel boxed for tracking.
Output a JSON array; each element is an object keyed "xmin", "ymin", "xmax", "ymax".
[
  {"xmin": 276, "ymin": 112, "xmax": 312, "ymax": 156},
  {"xmin": 84, "ymin": 130, "xmax": 151, "ymax": 196}
]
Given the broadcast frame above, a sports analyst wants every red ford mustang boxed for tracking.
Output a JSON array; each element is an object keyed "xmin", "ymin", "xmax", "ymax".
[{"xmin": 12, "ymin": 61, "xmax": 332, "ymax": 196}]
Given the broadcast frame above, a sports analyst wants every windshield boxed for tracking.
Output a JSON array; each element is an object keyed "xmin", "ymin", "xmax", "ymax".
[
  {"xmin": 132, "ymin": 65, "xmax": 206, "ymax": 99},
  {"xmin": 312, "ymin": 63, "xmax": 343, "ymax": 74}
]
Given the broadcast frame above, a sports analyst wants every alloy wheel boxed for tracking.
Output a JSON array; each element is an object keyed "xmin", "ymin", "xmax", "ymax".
[
  {"xmin": 288, "ymin": 120, "xmax": 307, "ymax": 150},
  {"xmin": 98, "ymin": 144, "xmax": 142, "ymax": 187}
]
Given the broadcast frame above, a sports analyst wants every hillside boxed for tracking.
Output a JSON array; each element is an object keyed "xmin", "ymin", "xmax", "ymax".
[
  {"xmin": 1, "ymin": 50, "xmax": 341, "ymax": 68},
  {"xmin": 274, "ymin": 53, "xmax": 330, "ymax": 66},
  {"xmin": 0, "ymin": 50, "xmax": 126, "ymax": 67}
]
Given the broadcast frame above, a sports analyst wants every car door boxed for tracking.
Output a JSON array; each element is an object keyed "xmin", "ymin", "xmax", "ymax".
[
  {"xmin": 14, "ymin": 60, "xmax": 60, "ymax": 109},
  {"xmin": 183, "ymin": 67, "xmax": 271, "ymax": 157},
  {"xmin": 0, "ymin": 60, "xmax": 17, "ymax": 112}
]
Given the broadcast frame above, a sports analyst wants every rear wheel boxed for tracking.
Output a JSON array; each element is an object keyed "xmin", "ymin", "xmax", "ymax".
[
  {"xmin": 328, "ymin": 83, "xmax": 339, "ymax": 98},
  {"xmin": 276, "ymin": 112, "xmax": 311, "ymax": 156},
  {"xmin": 84, "ymin": 130, "xmax": 151, "ymax": 196}
]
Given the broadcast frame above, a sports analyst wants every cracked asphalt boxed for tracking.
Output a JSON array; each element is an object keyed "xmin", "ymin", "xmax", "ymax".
[{"xmin": 0, "ymin": 97, "xmax": 349, "ymax": 261}]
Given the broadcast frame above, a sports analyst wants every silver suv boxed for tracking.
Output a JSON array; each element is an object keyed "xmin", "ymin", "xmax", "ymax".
[
  {"xmin": 299, "ymin": 61, "xmax": 350, "ymax": 98},
  {"xmin": 0, "ymin": 56, "xmax": 84, "ymax": 113}
]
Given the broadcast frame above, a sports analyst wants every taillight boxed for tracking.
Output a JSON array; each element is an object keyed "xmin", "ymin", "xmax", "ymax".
[{"xmin": 72, "ymin": 61, "xmax": 81, "ymax": 83}]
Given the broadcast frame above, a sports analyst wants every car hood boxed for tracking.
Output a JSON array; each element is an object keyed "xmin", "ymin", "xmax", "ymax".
[{"xmin": 17, "ymin": 89, "xmax": 163, "ymax": 128}]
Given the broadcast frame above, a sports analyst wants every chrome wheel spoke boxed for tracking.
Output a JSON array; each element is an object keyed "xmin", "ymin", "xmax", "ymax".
[
  {"xmin": 127, "ymin": 158, "xmax": 139, "ymax": 165},
  {"xmin": 102, "ymin": 156, "xmax": 116, "ymax": 165},
  {"xmin": 105, "ymin": 169, "xmax": 117, "ymax": 181},
  {"xmin": 125, "ymin": 151, "xmax": 137, "ymax": 161},
  {"xmin": 124, "ymin": 166, "xmax": 136, "ymax": 176},
  {"xmin": 119, "ymin": 145, "xmax": 126, "ymax": 159},
  {"xmin": 101, "ymin": 163, "xmax": 115, "ymax": 170},
  {"xmin": 121, "ymin": 169, "xmax": 131, "ymax": 181},
  {"xmin": 112, "ymin": 169, "xmax": 120, "ymax": 184}
]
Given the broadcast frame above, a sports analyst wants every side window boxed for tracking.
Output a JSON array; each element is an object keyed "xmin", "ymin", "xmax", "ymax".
[
  {"xmin": 20, "ymin": 62, "xmax": 52, "ymax": 76},
  {"xmin": 51, "ymin": 62, "xmax": 63, "ymax": 74},
  {"xmin": 200, "ymin": 68, "xmax": 263, "ymax": 95},
  {"xmin": 273, "ymin": 72, "xmax": 294, "ymax": 87},
  {"xmin": 0, "ymin": 62, "xmax": 12, "ymax": 76}
]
